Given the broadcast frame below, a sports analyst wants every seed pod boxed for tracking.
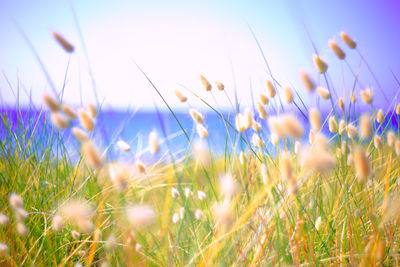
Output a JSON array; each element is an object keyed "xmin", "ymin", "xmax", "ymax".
[
  {"xmin": 360, "ymin": 89, "xmax": 373, "ymax": 104},
  {"xmin": 51, "ymin": 112, "xmax": 69, "ymax": 129},
  {"xmin": 300, "ymin": 71, "xmax": 315, "ymax": 92},
  {"xmin": 339, "ymin": 97, "xmax": 345, "ymax": 111},
  {"xmin": 266, "ymin": 80, "xmax": 276, "ymax": 98},
  {"xmin": 376, "ymin": 109, "xmax": 384, "ymax": 124},
  {"xmin": 359, "ymin": 114, "xmax": 372, "ymax": 139},
  {"xmin": 328, "ymin": 40, "xmax": 345, "ymax": 60},
  {"xmin": 317, "ymin": 87, "xmax": 330, "ymax": 99},
  {"xmin": 52, "ymin": 31, "xmax": 74, "ymax": 53},
  {"xmin": 284, "ymin": 87, "xmax": 293, "ymax": 103},
  {"xmin": 82, "ymin": 142, "xmax": 102, "ymax": 168},
  {"xmin": 174, "ymin": 90, "xmax": 187, "ymax": 102},
  {"xmin": 313, "ymin": 55, "xmax": 328, "ymax": 74},
  {"xmin": 259, "ymin": 93, "xmax": 269, "ymax": 105},
  {"xmin": 340, "ymin": 31, "xmax": 357, "ymax": 49},
  {"xmin": 200, "ymin": 75, "xmax": 212, "ymax": 91},
  {"xmin": 43, "ymin": 93, "xmax": 60, "ymax": 112},
  {"xmin": 309, "ymin": 108, "xmax": 321, "ymax": 131},
  {"xmin": 62, "ymin": 104, "xmax": 77, "ymax": 119},
  {"xmin": 215, "ymin": 81, "xmax": 224, "ymax": 91},
  {"xmin": 328, "ymin": 117, "xmax": 338, "ymax": 133},
  {"xmin": 189, "ymin": 109, "xmax": 204, "ymax": 124},
  {"xmin": 78, "ymin": 109, "xmax": 95, "ymax": 131}
]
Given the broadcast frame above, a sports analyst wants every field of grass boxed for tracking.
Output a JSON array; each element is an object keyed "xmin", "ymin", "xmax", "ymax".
[{"xmin": 2, "ymin": 31, "xmax": 400, "ymax": 266}]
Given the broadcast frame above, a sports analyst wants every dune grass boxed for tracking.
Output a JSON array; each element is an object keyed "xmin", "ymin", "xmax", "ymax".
[{"xmin": 2, "ymin": 31, "xmax": 400, "ymax": 266}]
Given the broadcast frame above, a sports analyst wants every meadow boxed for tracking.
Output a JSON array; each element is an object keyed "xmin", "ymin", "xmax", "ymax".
[{"xmin": 1, "ymin": 31, "xmax": 400, "ymax": 266}]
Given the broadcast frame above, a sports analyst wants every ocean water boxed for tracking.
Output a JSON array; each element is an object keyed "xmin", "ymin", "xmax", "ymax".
[{"xmin": 1, "ymin": 106, "xmax": 399, "ymax": 163}]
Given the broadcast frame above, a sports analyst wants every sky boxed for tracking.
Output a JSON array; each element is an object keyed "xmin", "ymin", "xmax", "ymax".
[{"xmin": 0, "ymin": 0, "xmax": 400, "ymax": 111}]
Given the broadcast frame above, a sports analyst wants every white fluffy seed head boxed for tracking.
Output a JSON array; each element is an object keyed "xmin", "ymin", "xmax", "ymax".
[
  {"xmin": 354, "ymin": 149, "xmax": 370, "ymax": 181},
  {"xmin": 43, "ymin": 93, "xmax": 60, "ymax": 112},
  {"xmin": 51, "ymin": 112, "xmax": 69, "ymax": 129},
  {"xmin": 62, "ymin": 104, "xmax": 77, "ymax": 120},
  {"xmin": 374, "ymin": 135, "xmax": 382, "ymax": 149},
  {"xmin": 135, "ymin": 161, "xmax": 146, "ymax": 174},
  {"xmin": 61, "ymin": 200, "xmax": 94, "ymax": 233},
  {"xmin": 338, "ymin": 120, "xmax": 346, "ymax": 135},
  {"xmin": 328, "ymin": 117, "xmax": 338, "ymax": 133},
  {"xmin": 315, "ymin": 216, "xmax": 322, "ymax": 231},
  {"xmin": 172, "ymin": 213, "xmax": 180, "ymax": 224},
  {"xmin": 359, "ymin": 114, "xmax": 372, "ymax": 139},
  {"xmin": 280, "ymin": 153, "xmax": 292, "ymax": 180},
  {"xmin": 193, "ymin": 140, "xmax": 210, "ymax": 166},
  {"xmin": 52, "ymin": 215, "xmax": 64, "ymax": 231},
  {"xmin": 268, "ymin": 114, "xmax": 304, "ymax": 139},
  {"xmin": 313, "ymin": 54, "xmax": 328, "ymax": 74},
  {"xmin": 300, "ymin": 71, "xmax": 315, "ymax": 92},
  {"xmin": 15, "ymin": 208, "xmax": 29, "ymax": 221},
  {"xmin": 360, "ymin": 89, "xmax": 373, "ymax": 104},
  {"xmin": 347, "ymin": 123, "xmax": 358, "ymax": 139},
  {"xmin": 377, "ymin": 109, "xmax": 384, "ymax": 124},
  {"xmin": 243, "ymin": 109, "xmax": 253, "ymax": 129},
  {"xmin": 0, "ymin": 242, "xmax": 9, "ymax": 255},
  {"xmin": 126, "ymin": 205, "xmax": 155, "ymax": 227},
  {"xmin": 309, "ymin": 108, "xmax": 321, "ymax": 131},
  {"xmin": 189, "ymin": 109, "xmax": 204, "ymax": 124},
  {"xmin": 260, "ymin": 163, "xmax": 269, "ymax": 184},
  {"xmin": 252, "ymin": 121, "xmax": 261, "ymax": 132},
  {"xmin": 219, "ymin": 173, "xmax": 237, "ymax": 198},
  {"xmin": 108, "ymin": 164, "xmax": 128, "ymax": 191},
  {"xmin": 72, "ymin": 127, "xmax": 89, "ymax": 143},
  {"xmin": 71, "ymin": 230, "xmax": 80, "ymax": 240},
  {"xmin": 284, "ymin": 87, "xmax": 293, "ymax": 103},
  {"xmin": 78, "ymin": 109, "xmax": 95, "ymax": 131},
  {"xmin": 171, "ymin": 187, "xmax": 180, "ymax": 198},
  {"xmin": 184, "ymin": 187, "xmax": 193, "ymax": 197},
  {"xmin": 266, "ymin": 80, "xmax": 276, "ymax": 98},
  {"xmin": 387, "ymin": 131, "xmax": 395, "ymax": 147},
  {"xmin": 82, "ymin": 142, "xmax": 102, "ymax": 168},
  {"xmin": 0, "ymin": 214, "xmax": 9, "ymax": 225},
  {"xmin": 200, "ymin": 75, "xmax": 212, "ymax": 91},
  {"xmin": 16, "ymin": 222, "xmax": 28, "ymax": 236},
  {"xmin": 300, "ymin": 146, "xmax": 336, "ymax": 174},
  {"xmin": 149, "ymin": 131, "xmax": 159, "ymax": 154},
  {"xmin": 340, "ymin": 31, "xmax": 357, "ymax": 49},
  {"xmin": 328, "ymin": 40, "xmax": 345, "ymax": 60},
  {"xmin": 294, "ymin": 141, "xmax": 301, "ymax": 154},
  {"xmin": 174, "ymin": 89, "xmax": 187, "ymax": 102},
  {"xmin": 9, "ymin": 193, "xmax": 23, "ymax": 209},
  {"xmin": 252, "ymin": 134, "xmax": 265, "ymax": 148},
  {"xmin": 197, "ymin": 190, "xmax": 206, "ymax": 200},
  {"xmin": 195, "ymin": 209, "xmax": 204, "ymax": 220},
  {"xmin": 395, "ymin": 139, "xmax": 400, "ymax": 156},
  {"xmin": 196, "ymin": 124, "xmax": 209, "ymax": 138},
  {"xmin": 317, "ymin": 87, "xmax": 330, "ymax": 99},
  {"xmin": 117, "ymin": 140, "xmax": 131, "ymax": 152},
  {"xmin": 339, "ymin": 97, "xmax": 345, "ymax": 111},
  {"xmin": 179, "ymin": 207, "xmax": 185, "ymax": 219}
]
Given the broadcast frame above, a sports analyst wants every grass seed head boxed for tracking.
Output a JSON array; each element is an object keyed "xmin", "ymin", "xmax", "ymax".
[
  {"xmin": 195, "ymin": 209, "xmax": 204, "ymax": 220},
  {"xmin": 126, "ymin": 204, "xmax": 155, "ymax": 227},
  {"xmin": 52, "ymin": 215, "xmax": 64, "ymax": 231},
  {"xmin": 219, "ymin": 173, "xmax": 237, "ymax": 198},
  {"xmin": 252, "ymin": 133, "xmax": 265, "ymax": 148},
  {"xmin": 374, "ymin": 135, "xmax": 382, "ymax": 149},
  {"xmin": 51, "ymin": 112, "xmax": 69, "ymax": 129},
  {"xmin": 338, "ymin": 120, "xmax": 346, "ymax": 135},
  {"xmin": 317, "ymin": 87, "xmax": 330, "ymax": 99},
  {"xmin": 387, "ymin": 131, "xmax": 395, "ymax": 147},
  {"xmin": 300, "ymin": 71, "xmax": 315, "ymax": 92},
  {"xmin": 260, "ymin": 163, "xmax": 269, "ymax": 184},
  {"xmin": 184, "ymin": 187, "xmax": 193, "ymax": 197},
  {"xmin": 313, "ymin": 54, "xmax": 328, "ymax": 74},
  {"xmin": 87, "ymin": 103, "xmax": 97, "ymax": 118},
  {"xmin": 300, "ymin": 146, "xmax": 336, "ymax": 174},
  {"xmin": 135, "ymin": 160, "xmax": 146, "ymax": 173},
  {"xmin": 108, "ymin": 164, "xmax": 128, "ymax": 191},
  {"xmin": 294, "ymin": 141, "xmax": 301, "ymax": 154},
  {"xmin": 71, "ymin": 230, "xmax": 80, "ymax": 240},
  {"xmin": 43, "ymin": 93, "xmax": 60, "ymax": 112},
  {"xmin": 284, "ymin": 87, "xmax": 293, "ymax": 103},
  {"xmin": 266, "ymin": 80, "xmax": 276, "ymax": 98},
  {"xmin": 0, "ymin": 214, "xmax": 9, "ymax": 225},
  {"xmin": 328, "ymin": 117, "xmax": 338, "ymax": 133},
  {"xmin": 149, "ymin": 131, "xmax": 159, "ymax": 154},
  {"xmin": 395, "ymin": 139, "xmax": 400, "ymax": 156},
  {"xmin": 252, "ymin": 121, "xmax": 261, "ymax": 132},
  {"xmin": 360, "ymin": 89, "xmax": 373, "ymax": 104},
  {"xmin": 257, "ymin": 103, "xmax": 267, "ymax": 119},
  {"xmin": 9, "ymin": 193, "xmax": 23, "ymax": 209},
  {"xmin": 117, "ymin": 139, "xmax": 131, "ymax": 152},
  {"xmin": 197, "ymin": 190, "xmax": 206, "ymax": 200},
  {"xmin": 197, "ymin": 124, "xmax": 209, "ymax": 138},
  {"xmin": 174, "ymin": 89, "xmax": 187, "ymax": 102},
  {"xmin": 200, "ymin": 75, "xmax": 212, "ymax": 91},
  {"xmin": 16, "ymin": 222, "xmax": 28, "ymax": 236},
  {"xmin": 309, "ymin": 108, "xmax": 321, "ymax": 131},
  {"xmin": 0, "ymin": 243, "xmax": 9, "ymax": 255},
  {"xmin": 189, "ymin": 108, "xmax": 204, "ymax": 124},
  {"xmin": 172, "ymin": 213, "xmax": 180, "ymax": 224},
  {"xmin": 350, "ymin": 92, "xmax": 356, "ymax": 103},
  {"xmin": 354, "ymin": 148, "xmax": 370, "ymax": 181},
  {"xmin": 52, "ymin": 31, "xmax": 74, "ymax": 52},
  {"xmin": 359, "ymin": 114, "xmax": 372, "ymax": 139},
  {"xmin": 62, "ymin": 104, "xmax": 77, "ymax": 119},
  {"xmin": 82, "ymin": 142, "xmax": 102, "ymax": 168},
  {"xmin": 347, "ymin": 123, "xmax": 358, "ymax": 139},
  {"xmin": 396, "ymin": 103, "xmax": 400, "ymax": 115},
  {"xmin": 259, "ymin": 93, "xmax": 269, "ymax": 105},
  {"xmin": 328, "ymin": 40, "xmax": 345, "ymax": 59},
  {"xmin": 280, "ymin": 153, "xmax": 292, "ymax": 180},
  {"xmin": 215, "ymin": 81, "xmax": 224, "ymax": 91},
  {"xmin": 339, "ymin": 97, "xmax": 345, "ymax": 111},
  {"xmin": 376, "ymin": 109, "xmax": 384, "ymax": 124},
  {"xmin": 61, "ymin": 200, "xmax": 94, "ymax": 233},
  {"xmin": 340, "ymin": 31, "xmax": 357, "ymax": 49},
  {"xmin": 78, "ymin": 109, "xmax": 95, "ymax": 131},
  {"xmin": 72, "ymin": 127, "xmax": 89, "ymax": 143},
  {"xmin": 171, "ymin": 187, "xmax": 180, "ymax": 198}
]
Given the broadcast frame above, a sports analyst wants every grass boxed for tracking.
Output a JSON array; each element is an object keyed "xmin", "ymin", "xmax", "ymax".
[{"xmin": 1, "ymin": 31, "xmax": 400, "ymax": 266}]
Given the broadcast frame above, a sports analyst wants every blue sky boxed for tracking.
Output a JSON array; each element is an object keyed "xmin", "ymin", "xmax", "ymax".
[{"xmin": 1, "ymin": 0, "xmax": 399, "ymax": 111}]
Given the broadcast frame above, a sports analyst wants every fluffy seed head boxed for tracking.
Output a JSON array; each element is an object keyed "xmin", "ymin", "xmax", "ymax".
[
  {"xmin": 212, "ymin": 199, "xmax": 232, "ymax": 230},
  {"xmin": 313, "ymin": 54, "xmax": 328, "ymax": 74},
  {"xmin": 387, "ymin": 131, "xmax": 395, "ymax": 147},
  {"xmin": 309, "ymin": 108, "xmax": 321, "ymax": 131},
  {"xmin": 252, "ymin": 133, "xmax": 265, "ymax": 148},
  {"xmin": 350, "ymin": 92, "xmax": 356, "ymax": 103},
  {"xmin": 315, "ymin": 216, "xmax": 322, "ymax": 231},
  {"xmin": 260, "ymin": 163, "xmax": 269, "ymax": 184},
  {"xmin": 78, "ymin": 109, "xmax": 95, "ymax": 131},
  {"xmin": 197, "ymin": 124, "xmax": 209, "ymax": 138},
  {"xmin": 268, "ymin": 114, "xmax": 304, "ymax": 139},
  {"xmin": 172, "ymin": 213, "xmax": 180, "ymax": 224},
  {"xmin": 72, "ymin": 127, "xmax": 89, "ymax": 143},
  {"xmin": 193, "ymin": 140, "xmax": 210, "ymax": 166},
  {"xmin": 360, "ymin": 89, "xmax": 373, "ymax": 104},
  {"xmin": 51, "ymin": 112, "xmax": 69, "ymax": 129},
  {"xmin": 266, "ymin": 80, "xmax": 276, "ymax": 98},
  {"xmin": 328, "ymin": 40, "xmax": 345, "ymax": 59},
  {"xmin": 243, "ymin": 109, "xmax": 253, "ymax": 129},
  {"xmin": 15, "ymin": 208, "xmax": 28, "ymax": 221},
  {"xmin": 16, "ymin": 222, "xmax": 28, "ymax": 236},
  {"xmin": 61, "ymin": 200, "xmax": 94, "ymax": 233},
  {"xmin": 184, "ymin": 187, "xmax": 192, "ymax": 197},
  {"xmin": 300, "ymin": 71, "xmax": 315, "ymax": 92},
  {"xmin": 82, "ymin": 142, "xmax": 102, "ymax": 168},
  {"xmin": 135, "ymin": 161, "xmax": 146, "ymax": 173},
  {"xmin": 328, "ymin": 117, "xmax": 338, "ymax": 133},
  {"xmin": 317, "ymin": 87, "xmax": 330, "ymax": 99},
  {"xmin": 270, "ymin": 133, "xmax": 279, "ymax": 146},
  {"xmin": 354, "ymin": 149, "xmax": 370, "ymax": 181},
  {"xmin": 117, "ymin": 140, "xmax": 130, "ymax": 152},
  {"xmin": 300, "ymin": 146, "xmax": 336, "ymax": 174},
  {"xmin": 287, "ymin": 177, "xmax": 298, "ymax": 195},
  {"xmin": 43, "ymin": 93, "xmax": 60, "ymax": 112},
  {"xmin": 171, "ymin": 187, "xmax": 180, "ymax": 198},
  {"xmin": 87, "ymin": 104, "xmax": 97, "ymax": 118},
  {"xmin": 396, "ymin": 104, "xmax": 400, "ymax": 115},
  {"xmin": 339, "ymin": 97, "xmax": 345, "ymax": 111},
  {"xmin": 257, "ymin": 103, "xmax": 267, "ymax": 119},
  {"xmin": 338, "ymin": 120, "xmax": 346, "ymax": 135},
  {"xmin": 189, "ymin": 109, "xmax": 204, "ymax": 124},
  {"xmin": 347, "ymin": 123, "xmax": 358, "ymax": 139},
  {"xmin": 179, "ymin": 207, "xmax": 185, "ymax": 219},
  {"xmin": 374, "ymin": 135, "xmax": 382, "ymax": 149},
  {"xmin": 108, "ymin": 164, "xmax": 128, "ymax": 191},
  {"xmin": 219, "ymin": 173, "xmax": 237, "ymax": 198},
  {"xmin": 340, "ymin": 31, "xmax": 357, "ymax": 49},
  {"xmin": 197, "ymin": 190, "xmax": 206, "ymax": 200},
  {"xmin": 200, "ymin": 75, "xmax": 212, "ymax": 91},
  {"xmin": 9, "ymin": 193, "xmax": 23, "ymax": 209},
  {"xmin": 62, "ymin": 104, "xmax": 77, "ymax": 119},
  {"xmin": 126, "ymin": 204, "xmax": 155, "ymax": 227},
  {"xmin": 52, "ymin": 31, "xmax": 74, "ymax": 52},
  {"xmin": 396, "ymin": 139, "xmax": 400, "ymax": 156},
  {"xmin": 284, "ymin": 87, "xmax": 293, "ymax": 103},
  {"xmin": 294, "ymin": 141, "xmax": 301, "ymax": 154},
  {"xmin": 252, "ymin": 121, "xmax": 261, "ymax": 132},
  {"xmin": 195, "ymin": 209, "xmax": 204, "ymax": 220},
  {"xmin": 259, "ymin": 93, "xmax": 269, "ymax": 105},
  {"xmin": 359, "ymin": 114, "xmax": 372, "ymax": 139},
  {"xmin": 280, "ymin": 153, "xmax": 292, "ymax": 180},
  {"xmin": 0, "ymin": 243, "xmax": 9, "ymax": 255},
  {"xmin": 0, "ymin": 214, "xmax": 10, "ymax": 225},
  {"xmin": 52, "ymin": 215, "xmax": 64, "ymax": 231},
  {"xmin": 215, "ymin": 81, "xmax": 224, "ymax": 91},
  {"xmin": 377, "ymin": 109, "xmax": 384, "ymax": 124},
  {"xmin": 71, "ymin": 230, "xmax": 80, "ymax": 240},
  {"xmin": 149, "ymin": 131, "xmax": 159, "ymax": 154},
  {"xmin": 174, "ymin": 89, "xmax": 187, "ymax": 102}
]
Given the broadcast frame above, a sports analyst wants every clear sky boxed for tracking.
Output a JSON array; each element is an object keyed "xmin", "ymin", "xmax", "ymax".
[{"xmin": 1, "ymin": 0, "xmax": 399, "ymax": 111}]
